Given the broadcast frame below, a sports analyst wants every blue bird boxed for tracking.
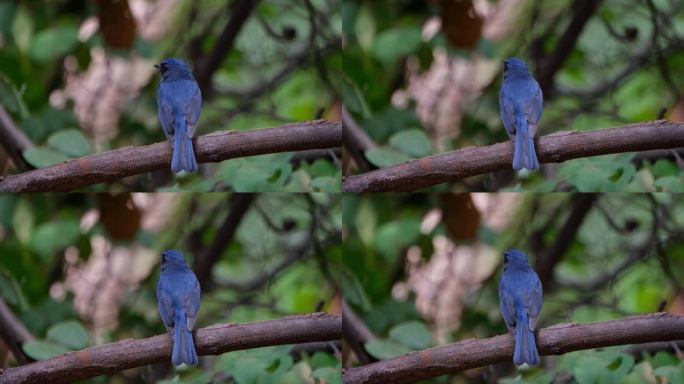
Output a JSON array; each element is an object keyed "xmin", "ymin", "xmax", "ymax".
[
  {"xmin": 499, "ymin": 57, "xmax": 543, "ymax": 171},
  {"xmin": 498, "ymin": 249, "xmax": 543, "ymax": 366},
  {"xmin": 157, "ymin": 249, "xmax": 201, "ymax": 366},
  {"xmin": 155, "ymin": 58, "xmax": 202, "ymax": 173}
]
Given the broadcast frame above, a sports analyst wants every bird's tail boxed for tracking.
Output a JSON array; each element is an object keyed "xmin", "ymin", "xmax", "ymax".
[
  {"xmin": 514, "ymin": 304, "xmax": 539, "ymax": 366},
  {"xmin": 172, "ymin": 304, "xmax": 198, "ymax": 366},
  {"xmin": 513, "ymin": 109, "xmax": 539, "ymax": 171},
  {"xmin": 171, "ymin": 116, "xmax": 198, "ymax": 173}
]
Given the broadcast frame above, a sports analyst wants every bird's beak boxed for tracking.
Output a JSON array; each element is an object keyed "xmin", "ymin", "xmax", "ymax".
[{"xmin": 154, "ymin": 64, "xmax": 159, "ymax": 69}]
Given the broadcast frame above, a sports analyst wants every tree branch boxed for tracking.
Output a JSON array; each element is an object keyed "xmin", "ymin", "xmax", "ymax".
[
  {"xmin": 342, "ymin": 120, "xmax": 684, "ymax": 192},
  {"xmin": 0, "ymin": 298, "xmax": 35, "ymax": 365},
  {"xmin": 216, "ymin": 231, "xmax": 339, "ymax": 291},
  {"xmin": 535, "ymin": 193, "xmax": 598, "ymax": 289},
  {"xmin": 535, "ymin": 0, "xmax": 603, "ymax": 97},
  {"xmin": 290, "ymin": 148, "xmax": 341, "ymax": 166},
  {"xmin": 194, "ymin": 193, "xmax": 257, "ymax": 287},
  {"xmin": 342, "ymin": 106, "xmax": 377, "ymax": 173},
  {"xmin": 0, "ymin": 313, "xmax": 341, "ymax": 384},
  {"xmin": 343, "ymin": 313, "xmax": 684, "ymax": 384},
  {"xmin": 342, "ymin": 299, "xmax": 377, "ymax": 365},
  {"xmin": 0, "ymin": 120, "xmax": 341, "ymax": 192},
  {"xmin": 559, "ymin": 196, "xmax": 659, "ymax": 291},
  {"xmin": 0, "ymin": 105, "xmax": 34, "ymax": 172},
  {"xmin": 195, "ymin": 0, "xmax": 261, "ymax": 95}
]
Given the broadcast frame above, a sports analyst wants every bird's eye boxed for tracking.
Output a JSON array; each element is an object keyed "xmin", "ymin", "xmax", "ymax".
[{"xmin": 503, "ymin": 254, "xmax": 509, "ymax": 263}]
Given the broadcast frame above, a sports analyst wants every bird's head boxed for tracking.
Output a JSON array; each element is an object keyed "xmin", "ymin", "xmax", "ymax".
[
  {"xmin": 161, "ymin": 249, "xmax": 188, "ymax": 267},
  {"xmin": 155, "ymin": 58, "xmax": 193, "ymax": 80},
  {"xmin": 503, "ymin": 249, "xmax": 531, "ymax": 267},
  {"xmin": 503, "ymin": 57, "xmax": 531, "ymax": 78}
]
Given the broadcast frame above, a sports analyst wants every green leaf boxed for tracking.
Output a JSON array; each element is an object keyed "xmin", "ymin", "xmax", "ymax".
[
  {"xmin": 389, "ymin": 129, "xmax": 432, "ymax": 157},
  {"xmin": 47, "ymin": 129, "xmax": 90, "ymax": 157},
  {"xmin": 23, "ymin": 147, "xmax": 69, "ymax": 168},
  {"xmin": 373, "ymin": 219, "xmax": 421, "ymax": 262},
  {"xmin": 341, "ymin": 77, "xmax": 372, "ymax": 118},
  {"xmin": 30, "ymin": 219, "xmax": 81, "ymax": 261},
  {"xmin": 372, "ymin": 27, "xmax": 422, "ymax": 65},
  {"xmin": 559, "ymin": 154, "xmax": 636, "ymax": 191},
  {"xmin": 654, "ymin": 362, "xmax": 684, "ymax": 382},
  {"xmin": 389, "ymin": 321, "xmax": 431, "ymax": 350},
  {"xmin": 12, "ymin": 197, "xmax": 33, "ymax": 245},
  {"xmin": 218, "ymin": 154, "xmax": 294, "ymax": 192},
  {"xmin": 30, "ymin": 26, "xmax": 79, "ymax": 62},
  {"xmin": 310, "ymin": 176, "xmax": 340, "ymax": 192},
  {"xmin": 11, "ymin": 4, "xmax": 32, "ymax": 52},
  {"xmin": 218, "ymin": 348, "xmax": 298, "ymax": 384},
  {"xmin": 340, "ymin": 270, "xmax": 371, "ymax": 311},
  {"xmin": 283, "ymin": 169, "xmax": 312, "ymax": 192},
  {"xmin": 0, "ymin": 74, "xmax": 29, "ymax": 117},
  {"xmin": 355, "ymin": 197, "xmax": 376, "ymax": 246},
  {"xmin": 655, "ymin": 176, "xmax": 684, "ymax": 192},
  {"xmin": 650, "ymin": 159, "xmax": 680, "ymax": 178},
  {"xmin": 20, "ymin": 107, "xmax": 78, "ymax": 143},
  {"xmin": 365, "ymin": 340, "xmax": 411, "ymax": 359},
  {"xmin": 365, "ymin": 147, "xmax": 412, "ymax": 168},
  {"xmin": 0, "ymin": 268, "xmax": 28, "ymax": 310},
  {"xmin": 47, "ymin": 320, "xmax": 89, "ymax": 350},
  {"xmin": 23, "ymin": 340, "xmax": 70, "ymax": 360},
  {"xmin": 312, "ymin": 367, "xmax": 341, "ymax": 384},
  {"xmin": 229, "ymin": 355, "xmax": 270, "ymax": 383}
]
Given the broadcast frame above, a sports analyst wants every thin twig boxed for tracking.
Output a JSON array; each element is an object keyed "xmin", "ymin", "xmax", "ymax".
[
  {"xmin": 342, "ymin": 106, "xmax": 376, "ymax": 173},
  {"xmin": 0, "ymin": 298, "xmax": 35, "ymax": 365},
  {"xmin": 0, "ymin": 105, "xmax": 34, "ymax": 172},
  {"xmin": 535, "ymin": 0, "xmax": 604, "ymax": 97},
  {"xmin": 195, "ymin": 0, "xmax": 262, "ymax": 95},
  {"xmin": 194, "ymin": 193, "xmax": 257, "ymax": 289}
]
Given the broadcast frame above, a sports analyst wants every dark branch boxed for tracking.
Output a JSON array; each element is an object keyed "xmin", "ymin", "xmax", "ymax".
[
  {"xmin": 0, "ymin": 120, "xmax": 341, "ymax": 192},
  {"xmin": 216, "ymin": 232, "xmax": 339, "ymax": 291},
  {"xmin": 194, "ymin": 193, "xmax": 257, "ymax": 288},
  {"xmin": 559, "ymin": 196, "xmax": 659, "ymax": 291},
  {"xmin": 342, "ymin": 299, "xmax": 377, "ymax": 365},
  {"xmin": 343, "ymin": 313, "xmax": 684, "ymax": 384},
  {"xmin": 0, "ymin": 313, "xmax": 341, "ymax": 384},
  {"xmin": 290, "ymin": 340, "xmax": 341, "ymax": 359},
  {"xmin": 195, "ymin": 0, "xmax": 261, "ymax": 95},
  {"xmin": 0, "ymin": 298, "xmax": 35, "ymax": 365},
  {"xmin": 0, "ymin": 105, "xmax": 34, "ymax": 172},
  {"xmin": 290, "ymin": 148, "xmax": 341, "ymax": 166},
  {"xmin": 342, "ymin": 106, "xmax": 377, "ymax": 173},
  {"xmin": 535, "ymin": 0, "xmax": 603, "ymax": 97},
  {"xmin": 343, "ymin": 120, "xmax": 684, "ymax": 192},
  {"xmin": 535, "ymin": 193, "xmax": 598, "ymax": 289}
]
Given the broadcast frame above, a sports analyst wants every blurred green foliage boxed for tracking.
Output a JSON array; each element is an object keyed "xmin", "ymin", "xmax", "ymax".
[
  {"xmin": 0, "ymin": 193, "xmax": 341, "ymax": 383},
  {"xmin": 342, "ymin": 193, "xmax": 684, "ymax": 382},
  {"xmin": 342, "ymin": 0, "xmax": 684, "ymax": 191},
  {"xmin": 0, "ymin": 0, "xmax": 341, "ymax": 191}
]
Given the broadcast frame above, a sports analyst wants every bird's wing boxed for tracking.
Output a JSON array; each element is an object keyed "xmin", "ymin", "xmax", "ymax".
[
  {"xmin": 156, "ymin": 280, "xmax": 174, "ymax": 330},
  {"xmin": 183, "ymin": 82, "xmax": 202, "ymax": 138},
  {"xmin": 183, "ymin": 276, "xmax": 201, "ymax": 330},
  {"xmin": 523, "ymin": 81, "xmax": 543, "ymax": 136},
  {"xmin": 525, "ymin": 272, "xmax": 543, "ymax": 330},
  {"xmin": 498, "ymin": 276, "xmax": 517, "ymax": 331},
  {"xmin": 157, "ymin": 84, "xmax": 175, "ymax": 138},
  {"xmin": 499, "ymin": 86, "xmax": 517, "ymax": 138}
]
